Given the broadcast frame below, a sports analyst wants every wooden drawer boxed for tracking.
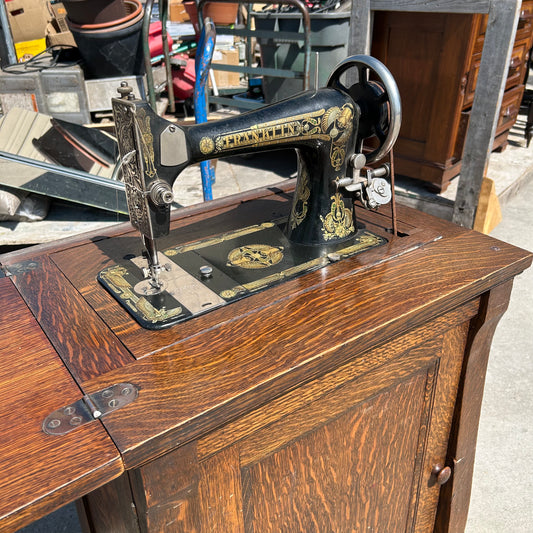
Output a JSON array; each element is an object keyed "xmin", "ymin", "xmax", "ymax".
[
  {"xmin": 516, "ymin": 0, "xmax": 533, "ymax": 43},
  {"xmin": 473, "ymin": 1, "xmax": 533, "ymax": 53},
  {"xmin": 496, "ymin": 83, "xmax": 525, "ymax": 134},
  {"xmin": 464, "ymin": 40, "xmax": 529, "ymax": 108},
  {"xmin": 456, "ymin": 84, "xmax": 525, "ymax": 159}
]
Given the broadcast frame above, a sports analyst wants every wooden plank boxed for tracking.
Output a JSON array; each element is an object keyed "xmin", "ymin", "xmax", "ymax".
[
  {"xmin": 370, "ymin": 0, "xmax": 490, "ymax": 14},
  {"xmin": 6, "ymin": 255, "xmax": 135, "ymax": 383},
  {"xmin": 0, "ymin": 277, "xmax": 123, "ymax": 532},
  {"xmin": 349, "ymin": 0, "xmax": 372, "ymax": 54},
  {"xmin": 473, "ymin": 177, "xmax": 502, "ymax": 233},
  {"xmin": 453, "ymin": 0, "xmax": 521, "ymax": 227}
]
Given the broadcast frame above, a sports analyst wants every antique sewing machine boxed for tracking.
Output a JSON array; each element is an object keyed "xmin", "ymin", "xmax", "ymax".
[
  {"xmin": 99, "ymin": 55, "xmax": 402, "ymax": 329},
  {"xmin": 1, "ymin": 55, "xmax": 532, "ymax": 533}
]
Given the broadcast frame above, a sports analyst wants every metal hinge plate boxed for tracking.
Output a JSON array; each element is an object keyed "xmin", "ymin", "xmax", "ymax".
[{"xmin": 43, "ymin": 383, "xmax": 138, "ymax": 436}]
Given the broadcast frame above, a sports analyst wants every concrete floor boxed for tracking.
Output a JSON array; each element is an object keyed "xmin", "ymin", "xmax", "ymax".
[
  {"xmin": 14, "ymin": 117, "xmax": 533, "ymax": 532},
  {"xmin": 465, "ymin": 177, "xmax": 533, "ymax": 532}
]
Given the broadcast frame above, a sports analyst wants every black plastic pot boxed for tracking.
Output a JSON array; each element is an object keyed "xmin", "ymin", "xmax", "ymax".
[
  {"xmin": 69, "ymin": 15, "xmax": 145, "ymax": 79},
  {"xmin": 63, "ymin": 0, "xmax": 127, "ymax": 25}
]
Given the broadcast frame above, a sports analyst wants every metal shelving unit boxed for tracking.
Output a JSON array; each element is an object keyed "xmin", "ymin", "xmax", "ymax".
[{"xmin": 197, "ymin": 0, "xmax": 311, "ymax": 110}]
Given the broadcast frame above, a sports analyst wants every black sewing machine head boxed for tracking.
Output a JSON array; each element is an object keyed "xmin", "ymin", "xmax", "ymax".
[{"xmin": 99, "ymin": 55, "xmax": 402, "ymax": 329}]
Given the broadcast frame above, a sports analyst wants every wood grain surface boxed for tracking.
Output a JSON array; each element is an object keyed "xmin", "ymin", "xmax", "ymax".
[
  {"xmin": 240, "ymin": 374, "xmax": 427, "ymax": 532},
  {"xmin": 435, "ymin": 281, "xmax": 515, "ymax": 532},
  {"xmin": 79, "ymin": 310, "xmax": 474, "ymax": 532},
  {"xmin": 0, "ymin": 185, "xmax": 531, "ymax": 532},
  {"xmin": 47, "ymin": 197, "xmax": 427, "ymax": 360},
  {"xmin": 0, "ymin": 278, "xmax": 123, "ymax": 532},
  {"xmin": 7, "ymin": 255, "xmax": 134, "ymax": 382},
  {"xmin": 79, "ymin": 225, "xmax": 531, "ymax": 469}
]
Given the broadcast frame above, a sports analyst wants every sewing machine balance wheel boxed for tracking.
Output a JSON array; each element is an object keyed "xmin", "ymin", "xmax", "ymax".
[{"xmin": 327, "ymin": 55, "xmax": 402, "ymax": 165}]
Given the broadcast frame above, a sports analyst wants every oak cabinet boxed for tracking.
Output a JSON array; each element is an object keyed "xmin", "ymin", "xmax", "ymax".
[
  {"xmin": 371, "ymin": 3, "xmax": 533, "ymax": 191},
  {"xmin": 79, "ymin": 302, "xmax": 473, "ymax": 532},
  {"xmin": 0, "ymin": 183, "xmax": 531, "ymax": 532}
]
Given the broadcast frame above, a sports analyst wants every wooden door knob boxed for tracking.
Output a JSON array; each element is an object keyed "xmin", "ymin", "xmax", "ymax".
[{"xmin": 432, "ymin": 464, "xmax": 452, "ymax": 485}]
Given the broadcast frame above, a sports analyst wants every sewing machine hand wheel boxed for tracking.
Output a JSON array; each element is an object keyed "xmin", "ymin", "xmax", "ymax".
[{"xmin": 327, "ymin": 55, "xmax": 401, "ymax": 164}]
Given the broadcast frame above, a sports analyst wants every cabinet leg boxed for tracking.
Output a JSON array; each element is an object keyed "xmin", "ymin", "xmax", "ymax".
[
  {"xmin": 435, "ymin": 280, "xmax": 514, "ymax": 532},
  {"xmin": 76, "ymin": 473, "xmax": 141, "ymax": 533}
]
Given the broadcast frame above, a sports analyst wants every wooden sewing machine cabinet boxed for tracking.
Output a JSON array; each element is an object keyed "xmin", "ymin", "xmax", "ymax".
[{"xmin": 0, "ymin": 182, "xmax": 531, "ymax": 532}]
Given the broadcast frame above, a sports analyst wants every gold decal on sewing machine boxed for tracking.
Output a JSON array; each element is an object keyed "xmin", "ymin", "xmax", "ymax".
[
  {"xmin": 135, "ymin": 108, "xmax": 157, "ymax": 178},
  {"xmin": 320, "ymin": 192, "xmax": 354, "ymax": 241},
  {"xmin": 212, "ymin": 116, "xmax": 319, "ymax": 152},
  {"xmin": 339, "ymin": 232, "xmax": 384, "ymax": 255},
  {"xmin": 322, "ymin": 104, "xmax": 355, "ymax": 171},
  {"xmin": 201, "ymin": 106, "xmax": 354, "ymax": 167},
  {"xmin": 199, "ymin": 136, "xmax": 215, "ymax": 155},
  {"xmin": 164, "ymin": 222, "xmax": 276, "ymax": 255},
  {"xmin": 227, "ymin": 244, "xmax": 284, "ymax": 270},
  {"xmin": 99, "ymin": 265, "xmax": 184, "ymax": 324},
  {"xmin": 290, "ymin": 163, "xmax": 311, "ymax": 229},
  {"xmin": 219, "ymin": 230, "xmax": 384, "ymax": 299}
]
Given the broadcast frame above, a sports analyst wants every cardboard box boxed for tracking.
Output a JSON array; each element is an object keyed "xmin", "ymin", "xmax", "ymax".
[
  {"xmin": 169, "ymin": 0, "xmax": 188, "ymax": 23},
  {"xmin": 14, "ymin": 37, "xmax": 46, "ymax": 61},
  {"xmin": 46, "ymin": 28, "xmax": 76, "ymax": 48},
  {"xmin": 210, "ymin": 48, "xmax": 240, "ymax": 89},
  {"xmin": 6, "ymin": 0, "xmax": 50, "ymax": 43}
]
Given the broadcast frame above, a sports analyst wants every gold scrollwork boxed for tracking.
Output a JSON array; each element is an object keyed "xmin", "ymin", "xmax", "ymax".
[
  {"xmin": 135, "ymin": 109, "xmax": 157, "ymax": 179},
  {"xmin": 321, "ymin": 104, "xmax": 354, "ymax": 171},
  {"xmin": 290, "ymin": 163, "xmax": 311, "ymax": 229},
  {"xmin": 320, "ymin": 192, "xmax": 354, "ymax": 241},
  {"xmin": 164, "ymin": 222, "xmax": 276, "ymax": 255},
  {"xmin": 208, "ymin": 109, "xmax": 328, "ymax": 155},
  {"xmin": 227, "ymin": 244, "xmax": 284, "ymax": 270},
  {"xmin": 100, "ymin": 265, "xmax": 182, "ymax": 324},
  {"xmin": 202, "ymin": 104, "xmax": 354, "ymax": 172},
  {"xmin": 219, "ymin": 230, "xmax": 385, "ymax": 299}
]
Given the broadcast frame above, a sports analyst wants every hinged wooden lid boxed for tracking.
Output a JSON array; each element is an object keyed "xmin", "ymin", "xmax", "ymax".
[{"xmin": 0, "ymin": 277, "xmax": 124, "ymax": 532}]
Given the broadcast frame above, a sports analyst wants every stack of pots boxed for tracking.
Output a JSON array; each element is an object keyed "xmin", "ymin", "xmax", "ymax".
[{"xmin": 64, "ymin": 0, "xmax": 145, "ymax": 79}]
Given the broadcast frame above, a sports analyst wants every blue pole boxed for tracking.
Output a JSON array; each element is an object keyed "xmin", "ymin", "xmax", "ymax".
[{"xmin": 194, "ymin": 18, "xmax": 216, "ymax": 201}]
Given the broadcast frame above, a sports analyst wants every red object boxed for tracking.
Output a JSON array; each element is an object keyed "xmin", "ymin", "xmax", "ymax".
[
  {"xmin": 172, "ymin": 57, "xmax": 196, "ymax": 100},
  {"xmin": 149, "ymin": 21, "xmax": 174, "ymax": 58}
]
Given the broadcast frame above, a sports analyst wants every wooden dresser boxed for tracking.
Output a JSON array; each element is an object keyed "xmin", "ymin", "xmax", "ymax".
[
  {"xmin": 0, "ymin": 183, "xmax": 531, "ymax": 532},
  {"xmin": 371, "ymin": 2, "xmax": 533, "ymax": 191}
]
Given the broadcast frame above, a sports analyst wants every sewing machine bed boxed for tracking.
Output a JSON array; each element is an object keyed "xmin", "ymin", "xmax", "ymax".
[
  {"xmin": 97, "ymin": 220, "xmax": 387, "ymax": 329},
  {"xmin": 0, "ymin": 181, "xmax": 531, "ymax": 532}
]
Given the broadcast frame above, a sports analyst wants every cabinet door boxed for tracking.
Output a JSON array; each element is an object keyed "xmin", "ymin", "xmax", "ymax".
[
  {"xmin": 80, "ymin": 302, "xmax": 477, "ymax": 532},
  {"xmin": 196, "ymin": 321, "xmax": 471, "ymax": 532}
]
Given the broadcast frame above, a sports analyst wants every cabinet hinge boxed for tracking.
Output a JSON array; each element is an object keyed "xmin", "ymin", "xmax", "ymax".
[{"xmin": 43, "ymin": 383, "xmax": 138, "ymax": 436}]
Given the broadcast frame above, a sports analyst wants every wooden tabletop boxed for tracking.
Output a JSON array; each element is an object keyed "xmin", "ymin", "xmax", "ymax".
[
  {"xmin": 0, "ymin": 183, "xmax": 531, "ymax": 531},
  {"xmin": 0, "ymin": 277, "xmax": 123, "ymax": 532}
]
